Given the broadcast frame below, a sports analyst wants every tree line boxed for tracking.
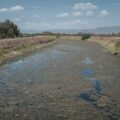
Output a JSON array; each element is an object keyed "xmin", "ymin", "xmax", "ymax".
[{"xmin": 0, "ymin": 19, "xmax": 21, "ymax": 39}]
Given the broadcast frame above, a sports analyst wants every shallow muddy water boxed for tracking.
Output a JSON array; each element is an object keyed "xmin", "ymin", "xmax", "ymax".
[{"xmin": 0, "ymin": 40, "xmax": 120, "ymax": 120}]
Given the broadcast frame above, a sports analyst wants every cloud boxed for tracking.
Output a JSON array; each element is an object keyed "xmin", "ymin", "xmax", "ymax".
[
  {"xmin": 55, "ymin": 2, "xmax": 109, "ymax": 19},
  {"xmin": 54, "ymin": 19, "xmax": 89, "ymax": 29},
  {"xmin": 56, "ymin": 11, "xmax": 94, "ymax": 18},
  {"xmin": 73, "ymin": 12, "xmax": 83, "ymax": 16},
  {"xmin": 99, "ymin": 10, "xmax": 109, "ymax": 17},
  {"xmin": 9, "ymin": 5, "xmax": 24, "ymax": 12},
  {"xmin": 23, "ymin": 19, "xmax": 91, "ymax": 30},
  {"xmin": 13, "ymin": 18, "xmax": 21, "ymax": 22},
  {"xmin": 34, "ymin": 15, "xmax": 40, "ymax": 18},
  {"xmin": 0, "ymin": 8, "xmax": 8, "ymax": 12},
  {"xmin": 25, "ymin": 22, "xmax": 51, "ymax": 30},
  {"xmin": 54, "ymin": 19, "xmax": 81, "ymax": 28},
  {"xmin": 56, "ymin": 13, "xmax": 70, "ymax": 18},
  {"xmin": 0, "ymin": 5, "xmax": 24, "ymax": 12},
  {"xmin": 86, "ymin": 11, "xmax": 94, "ymax": 16},
  {"xmin": 73, "ymin": 2, "xmax": 97, "ymax": 10}
]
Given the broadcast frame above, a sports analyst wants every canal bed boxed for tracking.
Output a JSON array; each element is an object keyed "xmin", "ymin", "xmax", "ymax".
[{"xmin": 0, "ymin": 40, "xmax": 120, "ymax": 120}]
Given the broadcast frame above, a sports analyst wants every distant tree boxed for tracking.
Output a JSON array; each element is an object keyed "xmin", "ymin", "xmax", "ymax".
[
  {"xmin": 8, "ymin": 28, "xmax": 14, "ymax": 38},
  {"xmin": 81, "ymin": 34, "xmax": 91, "ymax": 40},
  {"xmin": 0, "ymin": 19, "xmax": 21, "ymax": 39},
  {"xmin": 42, "ymin": 31, "xmax": 53, "ymax": 35}
]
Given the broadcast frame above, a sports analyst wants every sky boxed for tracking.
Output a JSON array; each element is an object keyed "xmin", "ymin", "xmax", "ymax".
[{"xmin": 0, "ymin": 0, "xmax": 120, "ymax": 32}]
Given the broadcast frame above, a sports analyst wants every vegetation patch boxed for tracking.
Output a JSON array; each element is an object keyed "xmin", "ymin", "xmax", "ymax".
[
  {"xmin": 89, "ymin": 36, "xmax": 120, "ymax": 56},
  {"xmin": 0, "ymin": 36, "xmax": 57, "ymax": 64},
  {"xmin": 81, "ymin": 34, "xmax": 91, "ymax": 41},
  {"xmin": 0, "ymin": 19, "xmax": 21, "ymax": 39},
  {"xmin": 115, "ymin": 41, "xmax": 120, "ymax": 49}
]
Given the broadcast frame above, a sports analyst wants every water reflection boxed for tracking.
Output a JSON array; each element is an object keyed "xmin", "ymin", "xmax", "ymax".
[
  {"xmin": 80, "ymin": 70, "xmax": 118, "ymax": 120},
  {"xmin": 81, "ymin": 69, "xmax": 94, "ymax": 76},
  {"xmin": 82, "ymin": 57, "xmax": 93, "ymax": 65}
]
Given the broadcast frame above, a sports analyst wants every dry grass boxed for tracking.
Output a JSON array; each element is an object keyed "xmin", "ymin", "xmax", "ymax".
[
  {"xmin": 89, "ymin": 36, "xmax": 120, "ymax": 55},
  {"xmin": 0, "ymin": 35, "xmax": 57, "ymax": 64},
  {"xmin": 0, "ymin": 36, "xmax": 56, "ymax": 49},
  {"xmin": 58, "ymin": 36, "xmax": 81, "ymax": 41}
]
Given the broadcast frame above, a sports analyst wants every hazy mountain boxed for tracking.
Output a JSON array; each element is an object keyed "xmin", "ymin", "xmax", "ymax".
[
  {"xmin": 84, "ymin": 26, "xmax": 120, "ymax": 34},
  {"xmin": 51, "ymin": 26, "xmax": 120, "ymax": 34},
  {"xmin": 22, "ymin": 26, "xmax": 120, "ymax": 34}
]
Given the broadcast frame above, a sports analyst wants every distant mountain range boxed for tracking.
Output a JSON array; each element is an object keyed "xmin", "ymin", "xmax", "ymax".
[
  {"xmin": 83, "ymin": 26, "xmax": 120, "ymax": 34},
  {"xmin": 51, "ymin": 26, "xmax": 120, "ymax": 34},
  {"xmin": 23, "ymin": 26, "xmax": 120, "ymax": 34}
]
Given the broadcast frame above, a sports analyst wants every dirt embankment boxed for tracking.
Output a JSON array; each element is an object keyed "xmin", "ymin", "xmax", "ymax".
[
  {"xmin": 0, "ymin": 36, "xmax": 57, "ymax": 64},
  {"xmin": 89, "ymin": 36, "xmax": 120, "ymax": 56}
]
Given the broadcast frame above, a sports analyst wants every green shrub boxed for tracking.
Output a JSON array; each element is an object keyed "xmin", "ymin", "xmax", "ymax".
[
  {"xmin": 81, "ymin": 34, "xmax": 91, "ymax": 40},
  {"xmin": 0, "ymin": 19, "xmax": 21, "ymax": 39},
  {"xmin": 56, "ymin": 34, "xmax": 61, "ymax": 39},
  {"xmin": 115, "ymin": 41, "xmax": 120, "ymax": 51},
  {"xmin": 115, "ymin": 41, "xmax": 120, "ymax": 48}
]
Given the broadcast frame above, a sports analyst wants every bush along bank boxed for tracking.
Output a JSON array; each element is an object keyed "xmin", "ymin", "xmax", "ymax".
[{"xmin": 81, "ymin": 34, "xmax": 91, "ymax": 41}]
